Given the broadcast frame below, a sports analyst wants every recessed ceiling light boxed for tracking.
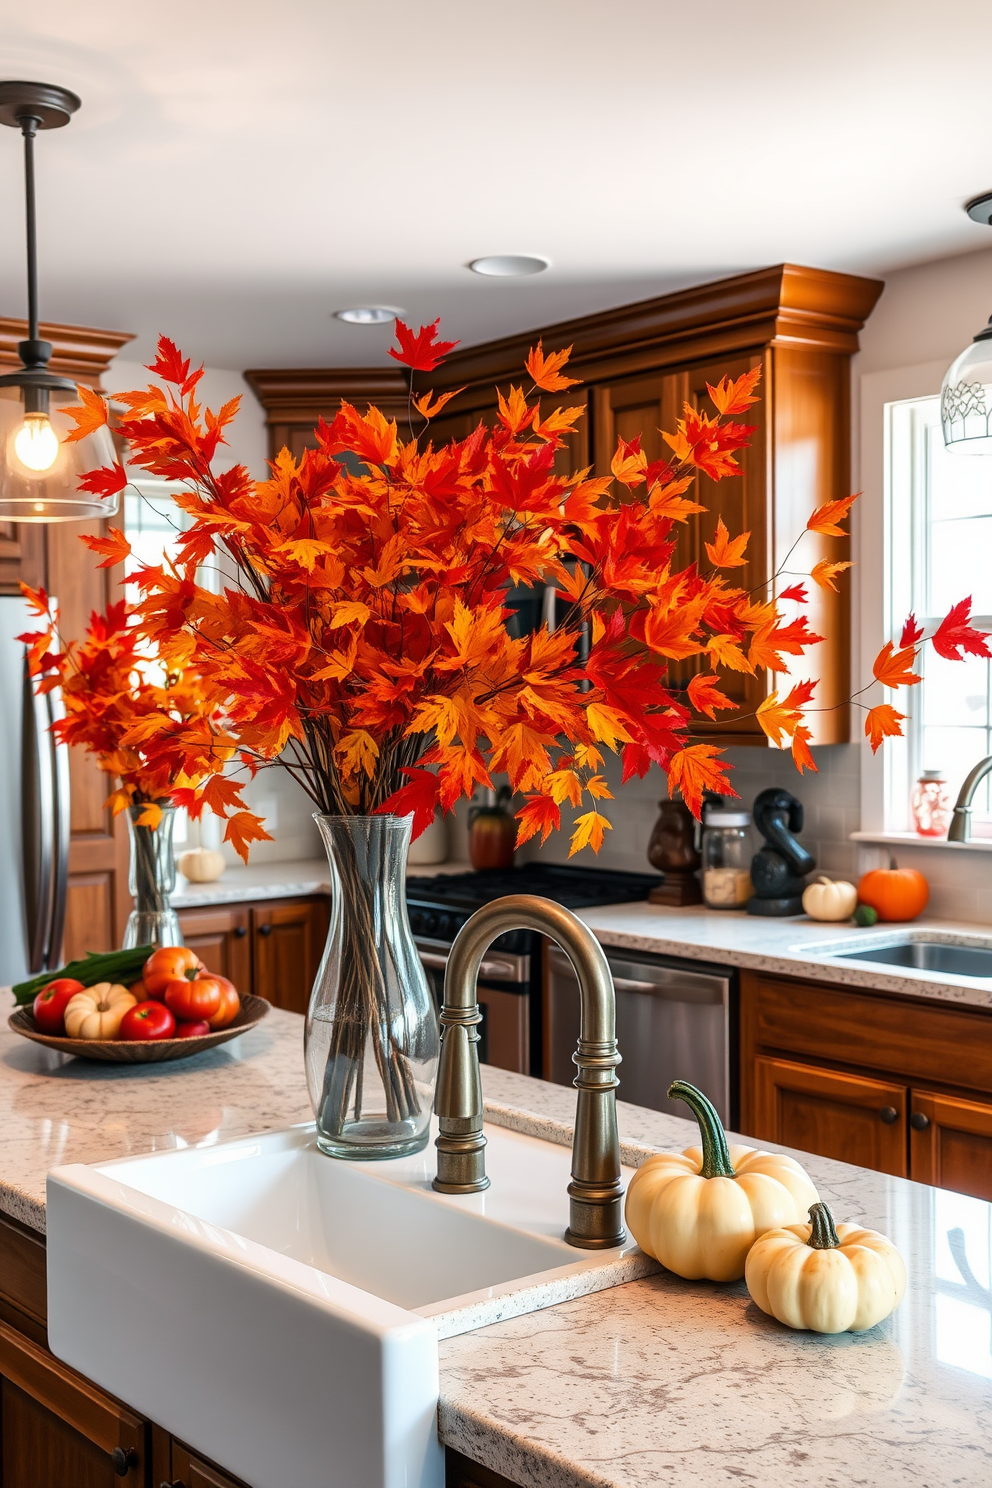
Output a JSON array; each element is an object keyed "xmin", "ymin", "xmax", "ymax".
[
  {"xmin": 468, "ymin": 255, "xmax": 549, "ymax": 277},
  {"xmin": 334, "ymin": 306, "xmax": 405, "ymax": 324}
]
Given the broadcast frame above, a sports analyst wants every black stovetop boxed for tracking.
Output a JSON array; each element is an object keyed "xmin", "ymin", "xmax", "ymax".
[{"xmin": 405, "ymin": 862, "xmax": 662, "ymax": 950}]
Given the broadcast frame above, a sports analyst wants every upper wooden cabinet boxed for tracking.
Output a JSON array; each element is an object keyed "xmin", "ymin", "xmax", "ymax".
[{"xmin": 244, "ymin": 264, "xmax": 883, "ymax": 744}]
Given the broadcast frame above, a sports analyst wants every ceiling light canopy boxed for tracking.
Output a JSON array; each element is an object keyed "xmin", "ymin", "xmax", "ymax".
[
  {"xmin": 334, "ymin": 306, "xmax": 405, "ymax": 325},
  {"xmin": 942, "ymin": 192, "xmax": 992, "ymax": 455},
  {"xmin": 0, "ymin": 80, "xmax": 119, "ymax": 521},
  {"xmin": 468, "ymin": 255, "xmax": 549, "ymax": 278}
]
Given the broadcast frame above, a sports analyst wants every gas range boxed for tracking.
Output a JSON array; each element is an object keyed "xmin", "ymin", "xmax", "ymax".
[{"xmin": 405, "ymin": 862, "xmax": 664, "ymax": 949}]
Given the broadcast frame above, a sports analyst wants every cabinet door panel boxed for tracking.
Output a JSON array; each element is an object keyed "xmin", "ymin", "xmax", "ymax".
[
  {"xmin": 752, "ymin": 1055, "xmax": 908, "ymax": 1176},
  {"xmin": 172, "ymin": 1438, "xmax": 249, "ymax": 1487},
  {"xmin": 177, "ymin": 905, "xmax": 252, "ymax": 991},
  {"xmin": 910, "ymin": 1090, "xmax": 992, "ymax": 1202},
  {"xmin": 252, "ymin": 898, "xmax": 328, "ymax": 1014}
]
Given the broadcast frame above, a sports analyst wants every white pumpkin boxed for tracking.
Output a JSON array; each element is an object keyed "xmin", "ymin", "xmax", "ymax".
[
  {"xmin": 624, "ymin": 1081, "xmax": 819, "ymax": 1282},
  {"xmin": 64, "ymin": 983, "xmax": 137, "ymax": 1040},
  {"xmin": 178, "ymin": 847, "xmax": 226, "ymax": 883},
  {"xmin": 745, "ymin": 1201, "xmax": 906, "ymax": 1333},
  {"xmin": 802, "ymin": 875, "xmax": 858, "ymax": 922}
]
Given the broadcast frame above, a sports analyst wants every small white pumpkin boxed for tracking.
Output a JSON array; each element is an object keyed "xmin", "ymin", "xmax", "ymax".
[
  {"xmin": 624, "ymin": 1081, "xmax": 819, "ymax": 1282},
  {"xmin": 745, "ymin": 1201, "xmax": 906, "ymax": 1333},
  {"xmin": 178, "ymin": 847, "xmax": 226, "ymax": 883},
  {"xmin": 802, "ymin": 875, "xmax": 858, "ymax": 922},
  {"xmin": 64, "ymin": 983, "xmax": 137, "ymax": 1040}
]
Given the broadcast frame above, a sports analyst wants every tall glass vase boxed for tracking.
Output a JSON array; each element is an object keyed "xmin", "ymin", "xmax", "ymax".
[
  {"xmin": 122, "ymin": 801, "xmax": 183, "ymax": 950},
  {"xmin": 305, "ymin": 814, "xmax": 439, "ymax": 1159}
]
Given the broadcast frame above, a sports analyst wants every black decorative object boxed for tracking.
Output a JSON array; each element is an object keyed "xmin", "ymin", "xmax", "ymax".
[
  {"xmin": 747, "ymin": 787, "xmax": 815, "ymax": 917},
  {"xmin": 0, "ymin": 80, "xmax": 119, "ymax": 521}
]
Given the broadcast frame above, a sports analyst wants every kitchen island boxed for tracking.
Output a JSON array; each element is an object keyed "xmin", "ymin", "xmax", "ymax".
[{"xmin": 1, "ymin": 990, "xmax": 990, "ymax": 1488}]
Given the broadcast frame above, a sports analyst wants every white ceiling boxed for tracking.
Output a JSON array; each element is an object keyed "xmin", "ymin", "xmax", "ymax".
[{"xmin": 2, "ymin": 0, "xmax": 992, "ymax": 371}]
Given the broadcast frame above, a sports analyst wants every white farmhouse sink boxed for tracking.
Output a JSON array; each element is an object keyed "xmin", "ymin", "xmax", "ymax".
[{"xmin": 47, "ymin": 1120, "xmax": 651, "ymax": 1488}]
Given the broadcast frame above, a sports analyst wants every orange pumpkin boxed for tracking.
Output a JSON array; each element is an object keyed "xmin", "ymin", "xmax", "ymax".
[{"xmin": 857, "ymin": 867, "xmax": 929, "ymax": 922}]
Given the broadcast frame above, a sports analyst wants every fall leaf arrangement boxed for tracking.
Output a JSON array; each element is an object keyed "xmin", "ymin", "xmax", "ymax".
[{"xmin": 38, "ymin": 321, "xmax": 990, "ymax": 861}]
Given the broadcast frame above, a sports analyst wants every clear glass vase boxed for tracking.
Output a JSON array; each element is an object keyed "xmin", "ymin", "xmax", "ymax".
[
  {"xmin": 122, "ymin": 801, "xmax": 183, "ymax": 950},
  {"xmin": 305, "ymin": 814, "xmax": 439, "ymax": 1160}
]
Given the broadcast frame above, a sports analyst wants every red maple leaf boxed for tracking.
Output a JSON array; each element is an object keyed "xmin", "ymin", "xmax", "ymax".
[
  {"xmin": 376, "ymin": 766, "xmax": 441, "ymax": 838},
  {"xmin": 147, "ymin": 336, "xmax": 203, "ymax": 397},
  {"xmin": 900, "ymin": 613, "xmax": 925, "ymax": 647},
  {"xmin": 779, "ymin": 583, "xmax": 808, "ymax": 604},
  {"xmin": 931, "ymin": 598, "xmax": 992, "ymax": 662},
  {"xmin": 388, "ymin": 318, "xmax": 459, "ymax": 372},
  {"xmin": 77, "ymin": 463, "xmax": 129, "ymax": 500}
]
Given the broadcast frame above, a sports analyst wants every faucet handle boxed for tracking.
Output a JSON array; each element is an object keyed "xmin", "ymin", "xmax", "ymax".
[{"xmin": 433, "ymin": 999, "xmax": 489, "ymax": 1193}]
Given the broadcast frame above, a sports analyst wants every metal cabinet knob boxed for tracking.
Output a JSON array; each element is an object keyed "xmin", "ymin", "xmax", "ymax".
[
  {"xmin": 910, "ymin": 1111, "xmax": 931, "ymax": 1131},
  {"xmin": 879, "ymin": 1106, "xmax": 899, "ymax": 1125},
  {"xmin": 258, "ymin": 923, "xmax": 272, "ymax": 937},
  {"xmin": 234, "ymin": 924, "xmax": 247, "ymax": 938},
  {"xmin": 110, "ymin": 1446, "xmax": 138, "ymax": 1476}
]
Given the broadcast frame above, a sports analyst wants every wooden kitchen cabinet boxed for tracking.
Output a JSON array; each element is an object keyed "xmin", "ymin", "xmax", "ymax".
[
  {"xmin": 740, "ymin": 970, "xmax": 992, "ymax": 1200},
  {"xmin": 0, "ymin": 1318, "xmax": 147, "ymax": 1487},
  {"xmin": 251, "ymin": 897, "xmax": 329, "ymax": 1014},
  {"xmin": 177, "ymin": 905, "xmax": 252, "ymax": 987},
  {"xmin": 751, "ymin": 1054, "xmax": 908, "ymax": 1177},
  {"xmin": 167, "ymin": 1439, "xmax": 251, "ymax": 1487}
]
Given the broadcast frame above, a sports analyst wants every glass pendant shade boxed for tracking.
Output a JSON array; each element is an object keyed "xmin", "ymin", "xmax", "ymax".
[
  {"xmin": 941, "ymin": 322, "xmax": 992, "ymax": 455},
  {"xmin": 0, "ymin": 381, "xmax": 119, "ymax": 520}
]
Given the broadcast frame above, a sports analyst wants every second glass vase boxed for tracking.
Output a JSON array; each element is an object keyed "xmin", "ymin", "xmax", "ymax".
[
  {"xmin": 305, "ymin": 814, "xmax": 439, "ymax": 1160},
  {"xmin": 122, "ymin": 800, "xmax": 183, "ymax": 950}
]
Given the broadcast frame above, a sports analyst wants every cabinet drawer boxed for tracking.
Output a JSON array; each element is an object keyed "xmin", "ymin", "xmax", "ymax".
[{"xmin": 744, "ymin": 972, "xmax": 992, "ymax": 1094}]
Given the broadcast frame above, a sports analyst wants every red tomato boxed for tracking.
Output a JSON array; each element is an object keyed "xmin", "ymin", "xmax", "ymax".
[
  {"xmin": 175, "ymin": 1019, "xmax": 211, "ymax": 1039},
  {"xmin": 143, "ymin": 945, "xmax": 203, "ymax": 998},
  {"xmin": 207, "ymin": 977, "xmax": 240, "ymax": 1030},
  {"xmin": 164, "ymin": 975, "xmax": 222, "ymax": 1022},
  {"xmin": 119, "ymin": 1001, "xmax": 176, "ymax": 1041},
  {"xmin": 33, "ymin": 978, "xmax": 85, "ymax": 1034}
]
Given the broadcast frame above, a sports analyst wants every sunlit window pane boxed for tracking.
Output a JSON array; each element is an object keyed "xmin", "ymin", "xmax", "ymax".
[
  {"xmin": 929, "ymin": 518, "xmax": 992, "ymax": 617},
  {"xmin": 929, "ymin": 427, "xmax": 992, "ymax": 521}
]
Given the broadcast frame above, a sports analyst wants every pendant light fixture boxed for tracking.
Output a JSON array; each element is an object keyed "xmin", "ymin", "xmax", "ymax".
[
  {"xmin": 941, "ymin": 190, "xmax": 992, "ymax": 455},
  {"xmin": 0, "ymin": 81, "xmax": 119, "ymax": 520}
]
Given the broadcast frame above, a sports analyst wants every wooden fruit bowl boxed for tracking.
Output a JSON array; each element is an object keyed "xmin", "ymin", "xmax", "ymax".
[{"xmin": 7, "ymin": 994, "xmax": 270, "ymax": 1064}]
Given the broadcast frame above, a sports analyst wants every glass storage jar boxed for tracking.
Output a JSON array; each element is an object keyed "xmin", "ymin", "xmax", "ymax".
[
  {"xmin": 911, "ymin": 769, "xmax": 951, "ymax": 838},
  {"xmin": 701, "ymin": 806, "xmax": 753, "ymax": 909}
]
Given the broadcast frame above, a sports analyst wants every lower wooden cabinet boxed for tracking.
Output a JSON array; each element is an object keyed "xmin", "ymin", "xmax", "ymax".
[
  {"xmin": 176, "ymin": 895, "xmax": 329, "ymax": 1015},
  {"xmin": 751, "ymin": 1055, "xmax": 909, "ymax": 1177},
  {"xmin": 741, "ymin": 971, "xmax": 992, "ymax": 1200},
  {"xmin": 166, "ymin": 1439, "xmax": 249, "ymax": 1487}
]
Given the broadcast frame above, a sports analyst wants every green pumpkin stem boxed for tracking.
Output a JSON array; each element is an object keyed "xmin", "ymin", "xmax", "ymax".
[
  {"xmin": 668, "ymin": 1080, "xmax": 735, "ymax": 1178},
  {"xmin": 807, "ymin": 1201, "xmax": 841, "ymax": 1250}
]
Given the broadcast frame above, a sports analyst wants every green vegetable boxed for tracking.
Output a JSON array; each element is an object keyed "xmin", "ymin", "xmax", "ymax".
[
  {"xmin": 12, "ymin": 946, "xmax": 155, "ymax": 1006},
  {"xmin": 853, "ymin": 903, "xmax": 878, "ymax": 927}
]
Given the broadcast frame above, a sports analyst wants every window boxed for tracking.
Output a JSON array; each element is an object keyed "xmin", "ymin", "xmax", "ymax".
[{"xmin": 886, "ymin": 396, "xmax": 992, "ymax": 835}]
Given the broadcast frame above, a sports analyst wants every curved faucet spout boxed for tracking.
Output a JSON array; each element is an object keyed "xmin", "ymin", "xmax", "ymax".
[
  {"xmin": 948, "ymin": 756, "xmax": 992, "ymax": 842},
  {"xmin": 432, "ymin": 894, "xmax": 626, "ymax": 1250}
]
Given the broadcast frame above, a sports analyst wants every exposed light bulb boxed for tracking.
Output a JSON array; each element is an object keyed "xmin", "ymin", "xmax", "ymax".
[{"xmin": 14, "ymin": 414, "xmax": 59, "ymax": 473}]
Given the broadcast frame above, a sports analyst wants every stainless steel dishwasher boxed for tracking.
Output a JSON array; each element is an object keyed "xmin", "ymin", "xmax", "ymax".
[{"xmin": 544, "ymin": 944, "xmax": 735, "ymax": 1123}]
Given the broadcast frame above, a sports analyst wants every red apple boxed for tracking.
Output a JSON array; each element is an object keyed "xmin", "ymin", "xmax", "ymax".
[
  {"xmin": 33, "ymin": 979, "xmax": 85, "ymax": 1034},
  {"xmin": 175, "ymin": 1019, "xmax": 211, "ymax": 1039},
  {"xmin": 119, "ymin": 1001, "xmax": 176, "ymax": 1041}
]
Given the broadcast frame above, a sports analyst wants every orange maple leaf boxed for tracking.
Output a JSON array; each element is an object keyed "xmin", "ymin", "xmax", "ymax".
[
  {"xmin": 807, "ymin": 494, "xmax": 858, "ymax": 536},
  {"xmin": 872, "ymin": 641, "xmax": 922, "ymax": 689},
  {"xmin": 82, "ymin": 528, "xmax": 131, "ymax": 569},
  {"xmin": 708, "ymin": 633, "xmax": 753, "ymax": 673},
  {"xmin": 413, "ymin": 387, "xmax": 464, "ymax": 420},
  {"xmin": 62, "ymin": 384, "xmax": 109, "ymax": 444},
  {"xmin": 525, "ymin": 341, "xmax": 580, "ymax": 393},
  {"xmin": 705, "ymin": 517, "xmax": 750, "ymax": 568},
  {"xmin": 687, "ymin": 673, "xmax": 736, "ymax": 720},
  {"xmin": 611, "ymin": 436, "xmax": 648, "ymax": 487},
  {"xmin": 569, "ymin": 809, "xmax": 612, "ymax": 856},
  {"xmin": 515, "ymin": 793, "xmax": 561, "ymax": 847},
  {"xmin": 225, "ymin": 810, "xmax": 274, "ymax": 863},
  {"xmin": 864, "ymin": 702, "xmax": 906, "ymax": 753},
  {"xmin": 497, "ymin": 385, "xmax": 533, "ymax": 435},
  {"xmin": 756, "ymin": 690, "xmax": 802, "ymax": 747},
  {"xmin": 706, "ymin": 366, "xmax": 762, "ymax": 416},
  {"xmin": 791, "ymin": 724, "xmax": 816, "ymax": 773},
  {"xmin": 667, "ymin": 745, "xmax": 736, "ymax": 818},
  {"xmin": 810, "ymin": 559, "xmax": 854, "ymax": 592}
]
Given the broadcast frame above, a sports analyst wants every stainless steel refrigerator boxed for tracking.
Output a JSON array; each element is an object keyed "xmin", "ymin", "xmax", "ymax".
[{"xmin": 0, "ymin": 595, "xmax": 70, "ymax": 987}]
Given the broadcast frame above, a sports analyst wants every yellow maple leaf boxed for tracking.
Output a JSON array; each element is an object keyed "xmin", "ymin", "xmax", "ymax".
[
  {"xmin": 569, "ymin": 809, "xmax": 612, "ymax": 856},
  {"xmin": 811, "ymin": 559, "xmax": 854, "ymax": 592}
]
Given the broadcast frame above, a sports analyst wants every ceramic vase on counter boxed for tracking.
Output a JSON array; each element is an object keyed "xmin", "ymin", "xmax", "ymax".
[
  {"xmin": 122, "ymin": 801, "xmax": 183, "ymax": 950},
  {"xmin": 305, "ymin": 814, "xmax": 439, "ymax": 1160}
]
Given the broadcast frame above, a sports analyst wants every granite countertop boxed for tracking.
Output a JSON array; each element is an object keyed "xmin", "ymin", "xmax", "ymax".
[
  {"xmin": 175, "ymin": 856, "xmax": 992, "ymax": 1010},
  {"xmin": 2, "ymin": 992, "xmax": 991, "ymax": 1487}
]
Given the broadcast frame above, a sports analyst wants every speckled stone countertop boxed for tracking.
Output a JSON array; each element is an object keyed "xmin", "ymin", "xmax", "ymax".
[{"xmin": 3, "ymin": 995, "xmax": 992, "ymax": 1487}]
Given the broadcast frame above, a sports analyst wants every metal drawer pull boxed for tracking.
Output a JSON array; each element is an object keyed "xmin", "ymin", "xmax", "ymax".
[
  {"xmin": 258, "ymin": 923, "xmax": 272, "ymax": 936},
  {"xmin": 879, "ymin": 1106, "xmax": 899, "ymax": 1125},
  {"xmin": 234, "ymin": 924, "xmax": 247, "ymax": 937},
  {"xmin": 610, "ymin": 974, "xmax": 678, "ymax": 993},
  {"xmin": 111, "ymin": 1446, "xmax": 138, "ymax": 1476},
  {"xmin": 418, "ymin": 949, "xmax": 521, "ymax": 979},
  {"xmin": 910, "ymin": 1111, "xmax": 931, "ymax": 1131}
]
